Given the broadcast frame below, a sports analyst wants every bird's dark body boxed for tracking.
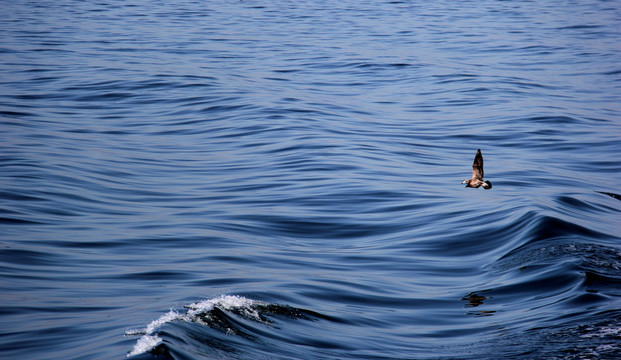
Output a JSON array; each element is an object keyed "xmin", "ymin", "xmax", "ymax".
[{"xmin": 463, "ymin": 149, "xmax": 492, "ymax": 190}]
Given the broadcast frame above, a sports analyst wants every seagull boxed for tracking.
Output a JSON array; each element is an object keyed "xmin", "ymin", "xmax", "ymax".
[{"xmin": 462, "ymin": 149, "xmax": 492, "ymax": 190}]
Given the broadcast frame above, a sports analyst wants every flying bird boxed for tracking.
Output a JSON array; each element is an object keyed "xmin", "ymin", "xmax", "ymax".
[{"xmin": 462, "ymin": 149, "xmax": 492, "ymax": 189}]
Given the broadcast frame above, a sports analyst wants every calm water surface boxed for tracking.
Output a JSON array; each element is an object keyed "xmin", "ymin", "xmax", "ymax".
[{"xmin": 1, "ymin": 1, "xmax": 620, "ymax": 359}]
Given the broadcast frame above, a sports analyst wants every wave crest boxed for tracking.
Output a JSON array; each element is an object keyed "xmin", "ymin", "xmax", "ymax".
[{"xmin": 125, "ymin": 295, "xmax": 321, "ymax": 358}]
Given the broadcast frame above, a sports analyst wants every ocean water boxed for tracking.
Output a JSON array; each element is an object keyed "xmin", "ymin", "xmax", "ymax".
[{"xmin": 1, "ymin": 1, "xmax": 620, "ymax": 359}]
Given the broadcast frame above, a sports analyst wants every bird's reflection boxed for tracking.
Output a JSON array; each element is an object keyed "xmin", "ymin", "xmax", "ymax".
[{"xmin": 462, "ymin": 290, "xmax": 496, "ymax": 316}]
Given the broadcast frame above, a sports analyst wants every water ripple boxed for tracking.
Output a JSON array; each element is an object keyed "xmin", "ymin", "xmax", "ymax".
[{"xmin": 1, "ymin": 0, "xmax": 620, "ymax": 359}]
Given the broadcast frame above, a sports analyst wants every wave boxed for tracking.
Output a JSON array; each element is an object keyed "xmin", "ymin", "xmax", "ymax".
[{"xmin": 126, "ymin": 295, "xmax": 326, "ymax": 358}]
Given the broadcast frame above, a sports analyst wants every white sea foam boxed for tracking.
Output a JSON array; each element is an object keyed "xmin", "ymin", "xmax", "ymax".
[
  {"xmin": 127, "ymin": 335, "xmax": 163, "ymax": 357},
  {"xmin": 145, "ymin": 309, "xmax": 185, "ymax": 335},
  {"xmin": 126, "ymin": 295, "xmax": 260, "ymax": 357},
  {"xmin": 186, "ymin": 295, "xmax": 262, "ymax": 320}
]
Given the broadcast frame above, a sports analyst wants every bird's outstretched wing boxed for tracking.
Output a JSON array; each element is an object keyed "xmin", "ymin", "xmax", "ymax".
[{"xmin": 472, "ymin": 149, "xmax": 484, "ymax": 181}]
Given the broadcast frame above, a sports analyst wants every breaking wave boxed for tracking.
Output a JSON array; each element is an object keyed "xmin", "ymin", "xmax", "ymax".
[{"xmin": 126, "ymin": 295, "xmax": 327, "ymax": 359}]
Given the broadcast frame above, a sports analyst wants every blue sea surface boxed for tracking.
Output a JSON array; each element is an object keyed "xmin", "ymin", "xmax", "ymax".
[{"xmin": 1, "ymin": 1, "xmax": 620, "ymax": 359}]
